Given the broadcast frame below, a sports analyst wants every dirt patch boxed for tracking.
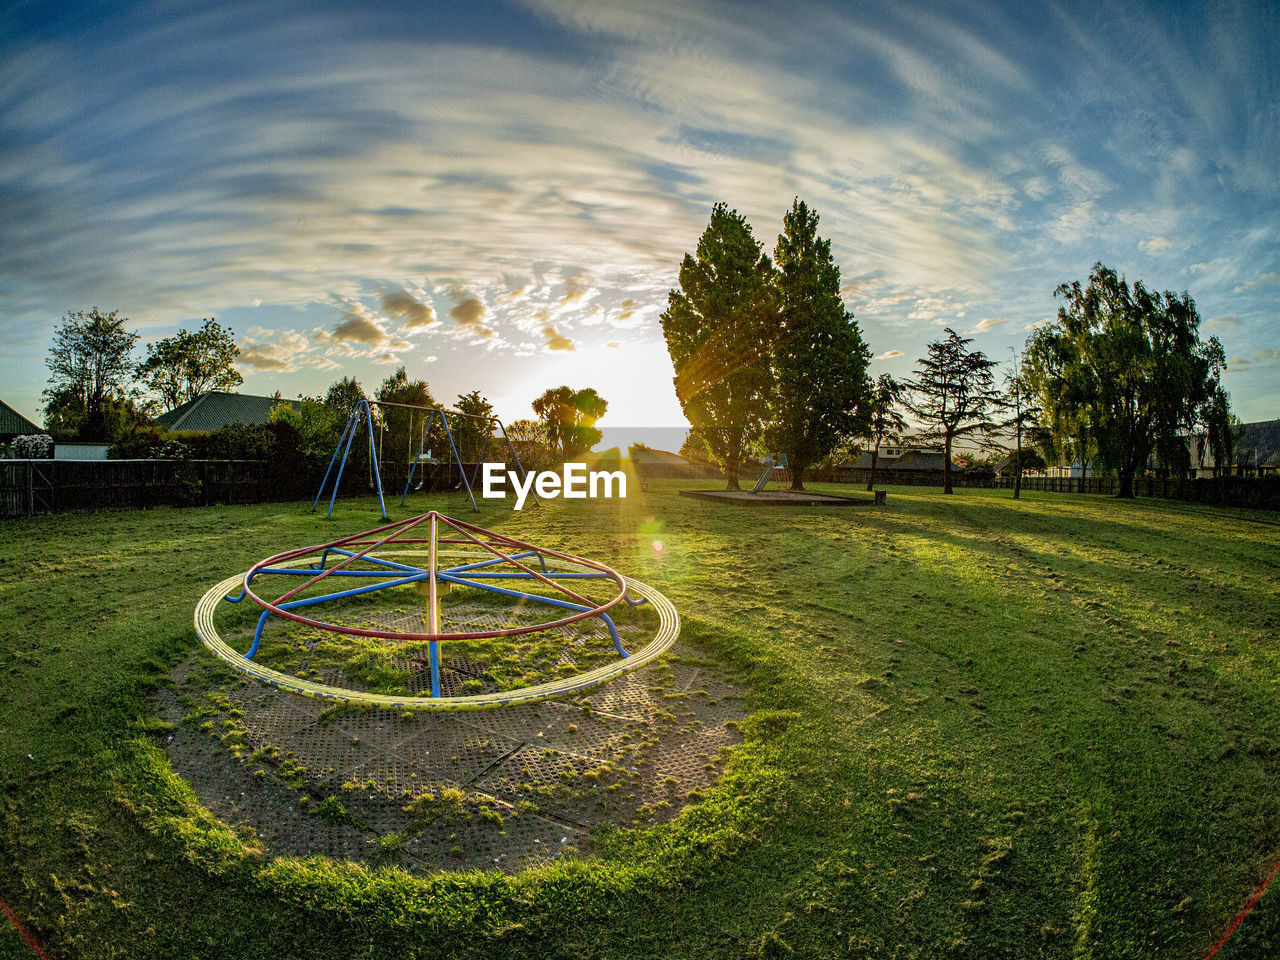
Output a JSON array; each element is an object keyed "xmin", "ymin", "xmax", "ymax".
[{"xmin": 158, "ymin": 626, "xmax": 744, "ymax": 873}]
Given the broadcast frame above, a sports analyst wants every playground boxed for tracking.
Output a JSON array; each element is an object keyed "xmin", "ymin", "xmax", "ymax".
[{"xmin": 2, "ymin": 481, "xmax": 1280, "ymax": 958}]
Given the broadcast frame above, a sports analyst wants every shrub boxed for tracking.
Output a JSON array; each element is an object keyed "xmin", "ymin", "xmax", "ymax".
[{"xmin": 11, "ymin": 434, "xmax": 53, "ymax": 458}]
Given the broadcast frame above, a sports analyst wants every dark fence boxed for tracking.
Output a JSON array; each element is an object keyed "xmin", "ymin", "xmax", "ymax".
[
  {"xmin": 993, "ymin": 474, "xmax": 1280, "ymax": 509},
  {"xmin": 814, "ymin": 467, "xmax": 994, "ymax": 488},
  {"xmin": 0, "ymin": 459, "xmax": 314, "ymax": 517},
  {"xmin": 810, "ymin": 466, "xmax": 1280, "ymax": 510}
]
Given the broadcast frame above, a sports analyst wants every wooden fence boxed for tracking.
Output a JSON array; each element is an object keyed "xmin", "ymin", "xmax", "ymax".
[
  {"xmin": 0, "ymin": 460, "xmax": 311, "ymax": 517},
  {"xmin": 814, "ymin": 466, "xmax": 1280, "ymax": 510},
  {"xmin": 992, "ymin": 474, "xmax": 1280, "ymax": 509}
]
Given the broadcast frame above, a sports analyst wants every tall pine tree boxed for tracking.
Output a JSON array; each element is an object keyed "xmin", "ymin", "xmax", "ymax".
[
  {"xmin": 661, "ymin": 203, "xmax": 778, "ymax": 489},
  {"xmin": 765, "ymin": 199, "xmax": 871, "ymax": 490}
]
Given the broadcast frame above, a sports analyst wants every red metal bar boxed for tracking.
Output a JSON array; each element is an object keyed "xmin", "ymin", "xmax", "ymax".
[
  {"xmin": 271, "ymin": 512, "xmax": 433, "ymax": 605},
  {"xmin": 437, "ymin": 514, "xmax": 595, "ymax": 606},
  {"xmin": 238, "ymin": 511, "xmax": 628, "ymax": 643}
]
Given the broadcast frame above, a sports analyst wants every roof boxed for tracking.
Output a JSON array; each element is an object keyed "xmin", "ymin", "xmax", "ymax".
[
  {"xmin": 155, "ymin": 391, "xmax": 300, "ymax": 432},
  {"xmin": 847, "ymin": 448, "xmax": 948, "ymax": 471},
  {"xmin": 1235, "ymin": 419, "xmax": 1280, "ymax": 467},
  {"xmin": 0, "ymin": 399, "xmax": 42, "ymax": 438}
]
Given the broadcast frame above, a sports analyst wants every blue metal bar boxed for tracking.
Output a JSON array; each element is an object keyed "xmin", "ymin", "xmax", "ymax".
[
  {"xmin": 316, "ymin": 546, "xmax": 424, "ymax": 574},
  {"xmin": 364, "ymin": 400, "xmax": 387, "ymax": 519},
  {"xmin": 244, "ymin": 569, "xmax": 431, "ymax": 659},
  {"xmin": 438, "ymin": 573, "xmax": 628, "ymax": 657},
  {"xmin": 326, "ymin": 407, "xmax": 362, "ymax": 518},
  {"xmin": 257, "ymin": 567, "xmax": 415, "ymax": 578},
  {"xmin": 400, "ymin": 408, "xmax": 439, "ymax": 505},
  {"xmin": 439, "ymin": 550, "xmax": 539, "ymax": 575},
  {"xmin": 429, "ymin": 642, "xmax": 441, "ymax": 697},
  {"xmin": 437, "ymin": 411, "xmax": 478, "ymax": 512},
  {"xmin": 452, "ymin": 572, "xmax": 611, "ymax": 579},
  {"xmin": 495, "ymin": 416, "xmax": 539, "ymax": 507},
  {"xmin": 312, "ymin": 412, "xmax": 356, "ymax": 513},
  {"xmin": 466, "ymin": 426, "xmax": 491, "ymax": 492}
]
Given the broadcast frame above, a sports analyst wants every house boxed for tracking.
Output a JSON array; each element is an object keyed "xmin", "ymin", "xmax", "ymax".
[
  {"xmin": 53, "ymin": 442, "xmax": 112, "ymax": 460},
  {"xmin": 847, "ymin": 443, "xmax": 948, "ymax": 472},
  {"xmin": 0, "ymin": 399, "xmax": 42, "ymax": 444},
  {"xmin": 155, "ymin": 391, "xmax": 301, "ymax": 432},
  {"xmin": 1183, "ymin": 419, "xmax": 1280, "ymax": 477}
]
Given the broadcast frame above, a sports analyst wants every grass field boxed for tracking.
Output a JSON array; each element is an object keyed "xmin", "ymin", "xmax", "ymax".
[{"xmin": 1, "ymin": 481, "xmax": 1279, "ymax": 958}]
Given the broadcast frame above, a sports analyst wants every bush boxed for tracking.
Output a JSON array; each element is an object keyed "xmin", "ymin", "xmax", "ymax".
[{"xmin": 11, "ymin": 434, "xmax": 53, "ymax": 458}]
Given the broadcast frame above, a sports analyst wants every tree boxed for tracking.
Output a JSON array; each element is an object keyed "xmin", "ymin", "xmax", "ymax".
[
  {"xmin": 678, "ymin": 430, "xmax": 715, "ymax": 466},
  {"xmin": 137, "ymin": 317, "xmax": 243, "ymax": 409},
  {"xmin": 863, "ymin": 374, "xmax": 907, "ymax": 491},
  {"xmin": 270, "ymin": 399, "xmax": 344, "ymax": 461},
  {"xmin": 44, "ymin": 308, "xmax": 140, "ymax": 440},
  {"xmin": 325, "ymin": 376, "xmax": 367, "ymax": 414},
  {"xmin": 504, "ymin": 418, "xmax": 553, "ymax": 471},
  {"xmin": 376, "ymin": 367, "xmax": 436, "ymax": 468},
  {"xmin": 452, "ymin": 390, "xmax": 495, "ymax": 462},
  {"xmin": 1023, "ymin": 325, "xmax": 1097, "ymax": 480},
  {"xmin": 998, "ymin": 351, "xmax": 1042, "ymax": 499},
  {"xmin": 763, "ymin": 199, "xmax": 871, "ymax": 490},
  {"xmin": 532, "ymin": 386, "xmax": 607, "ymax": 461},
  {"xmin": 661, "ymin": 202, "xmax": 779, "ymax": 489},
  {"xmin": 1024, "ymin": 263, "xmax": 1230, "ymax": 498},
  {"xmin": 903, "ymin": 328, "xmax": 1000, "ymax": 495},
  {"xmin": 1202, "ymin": 393, "xmax": 1240, "ymax": 477}
]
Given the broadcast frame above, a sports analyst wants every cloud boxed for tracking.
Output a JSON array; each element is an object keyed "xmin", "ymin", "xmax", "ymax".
[
  {"xmin": 381, "ymin": 290, "xmax": 437, "ymax": 329},
  {"xmin": 331, "ymin": 310, "xmax": 390, "ymax": 344},
  {"xmin": 966, "ymin": 317, "xmax": 1007, "ymax": 335},
  {"xmin": 1024, "ymin": 318, "xmax": 1053, "ymax": 330},
  {"xmin": 2, "ymin": 1, "xmax": 1278, "ymax": 424},
  {"xmin": 541, "ymin": 324, "xmax": 576, "ymax": 351},
  {"xmin": 1228, "ymin": 348, "xmax": 1280, "ymax": 371},
  {"xmin": 876, "ymin": 349, "xmax": 905, "ymax": 359},
  {"xmin": 314, "ymin": 301, "xmax": 419, "ymax": 361},
  {"xmin": 448, "ymin": 295, "xmax": 496, "ymax": 339},
  {"xmin": 236, "ymin": 328, "xmax": 322, "ymax": 372},
  {"xmin": 1234, "ymin": 272, "xmax": 1280, "ymax": 293},
  {"xmin": 497, "ymin": 282, "xmax": 534, "ymax": 305},
  {"xmin": 1205, "ymin": 313, "xmax": 1241, "ymax": 331}
]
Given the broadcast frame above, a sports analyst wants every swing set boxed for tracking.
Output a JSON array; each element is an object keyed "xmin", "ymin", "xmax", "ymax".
[{"xmin": 311, "ymin": 399, "xmax": 535, "ymax": 518}]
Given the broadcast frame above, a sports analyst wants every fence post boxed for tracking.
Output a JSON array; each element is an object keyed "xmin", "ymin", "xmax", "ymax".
[{"xmin": 26, "ymin": 461, "xmax": 33, "ymax": 516}]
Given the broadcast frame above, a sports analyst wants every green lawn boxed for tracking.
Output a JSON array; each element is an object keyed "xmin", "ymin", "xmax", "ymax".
[{"xmin": 1, "ymin": 482, "xmax": 1279, "ymax": 958}]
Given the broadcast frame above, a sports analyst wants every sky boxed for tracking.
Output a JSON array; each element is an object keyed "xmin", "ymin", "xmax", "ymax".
[{"xmin": 2, "ymin": 0, "xmax": 1277, "ymax": 446}]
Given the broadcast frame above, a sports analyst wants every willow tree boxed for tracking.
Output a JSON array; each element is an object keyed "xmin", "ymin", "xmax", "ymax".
[
  {"xmin": 661, "ymin": 203, "xmax": 778, "ymax": 489},
  {"xmin": 1025, "ymin": 263, "xmax": 1230, "ymax": 497},
  {"xmin": 764, "ymin": 199, "xmax": 871, "ymax": 490},
  {"xmin": 904, "ymin": 328, "xmax": 1000, "ymax": 495}
]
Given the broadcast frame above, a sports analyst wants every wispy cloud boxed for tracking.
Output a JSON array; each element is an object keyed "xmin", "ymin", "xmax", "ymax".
[
  {"xmin": 1, "ymin": 0, "xmax": 1278, "ymax": 422},
  {"xmin": 876, "ymin": 349, "xmax": 905, "ymax": 359},
  {"xmin": 1234, "ymin": 272, "xmax": 1279, "ymax": 293},
  {"xmin": 966, "ymin": 317, "xmax": 1007, "ymax": 335}
]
